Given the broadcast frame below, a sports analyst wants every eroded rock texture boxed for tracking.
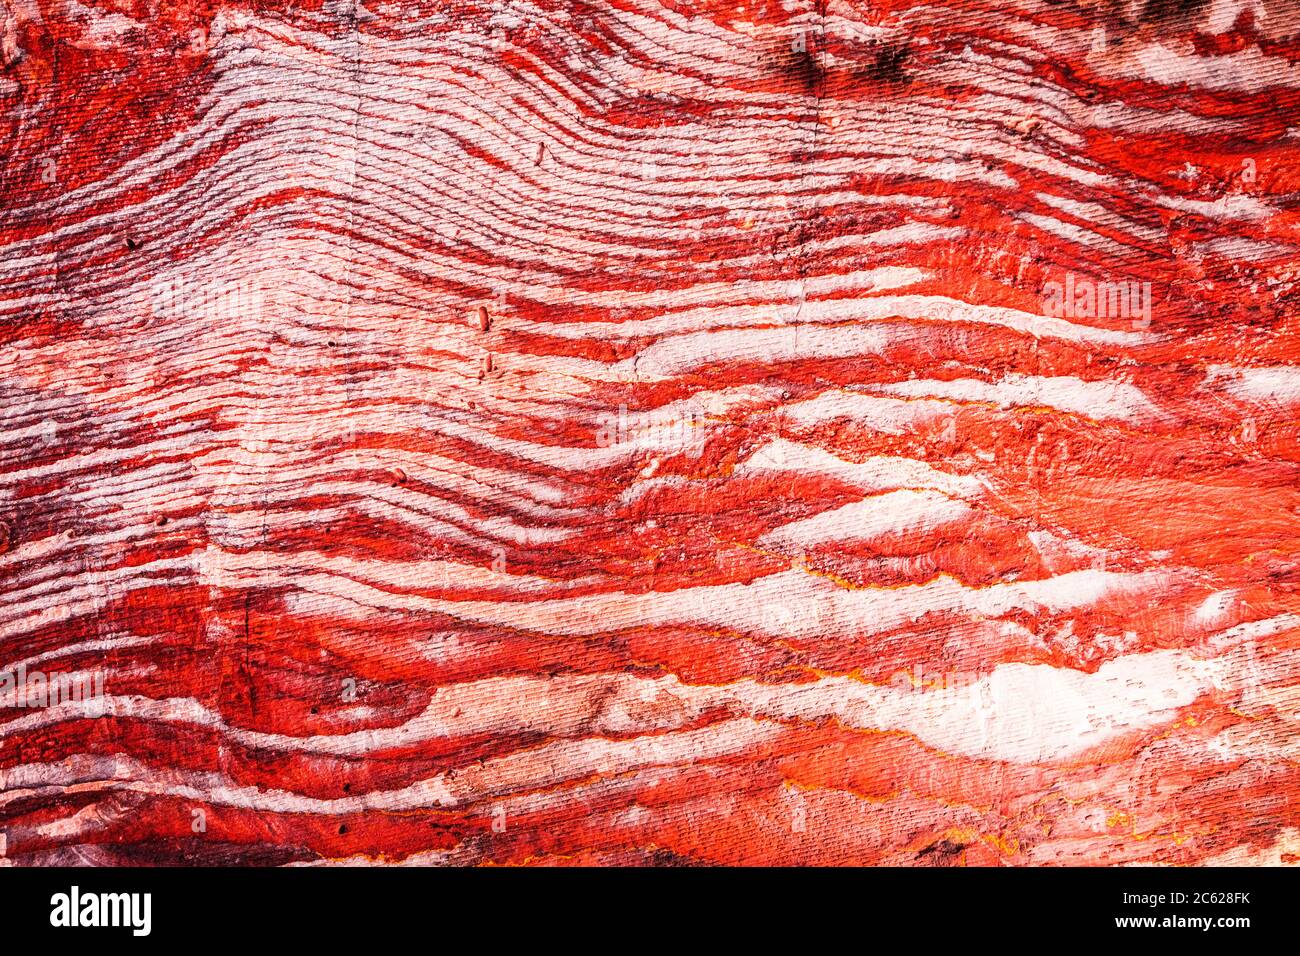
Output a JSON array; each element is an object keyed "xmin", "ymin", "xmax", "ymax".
[{"xmin": 1, "ymin": 0, "xmax": 1298, "ymax": 865}]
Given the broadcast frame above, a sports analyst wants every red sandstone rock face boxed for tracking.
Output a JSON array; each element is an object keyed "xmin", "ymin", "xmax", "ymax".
[{"xmin": 0, "ymin": 0, "xmax": 1298, "ymax": 866}]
